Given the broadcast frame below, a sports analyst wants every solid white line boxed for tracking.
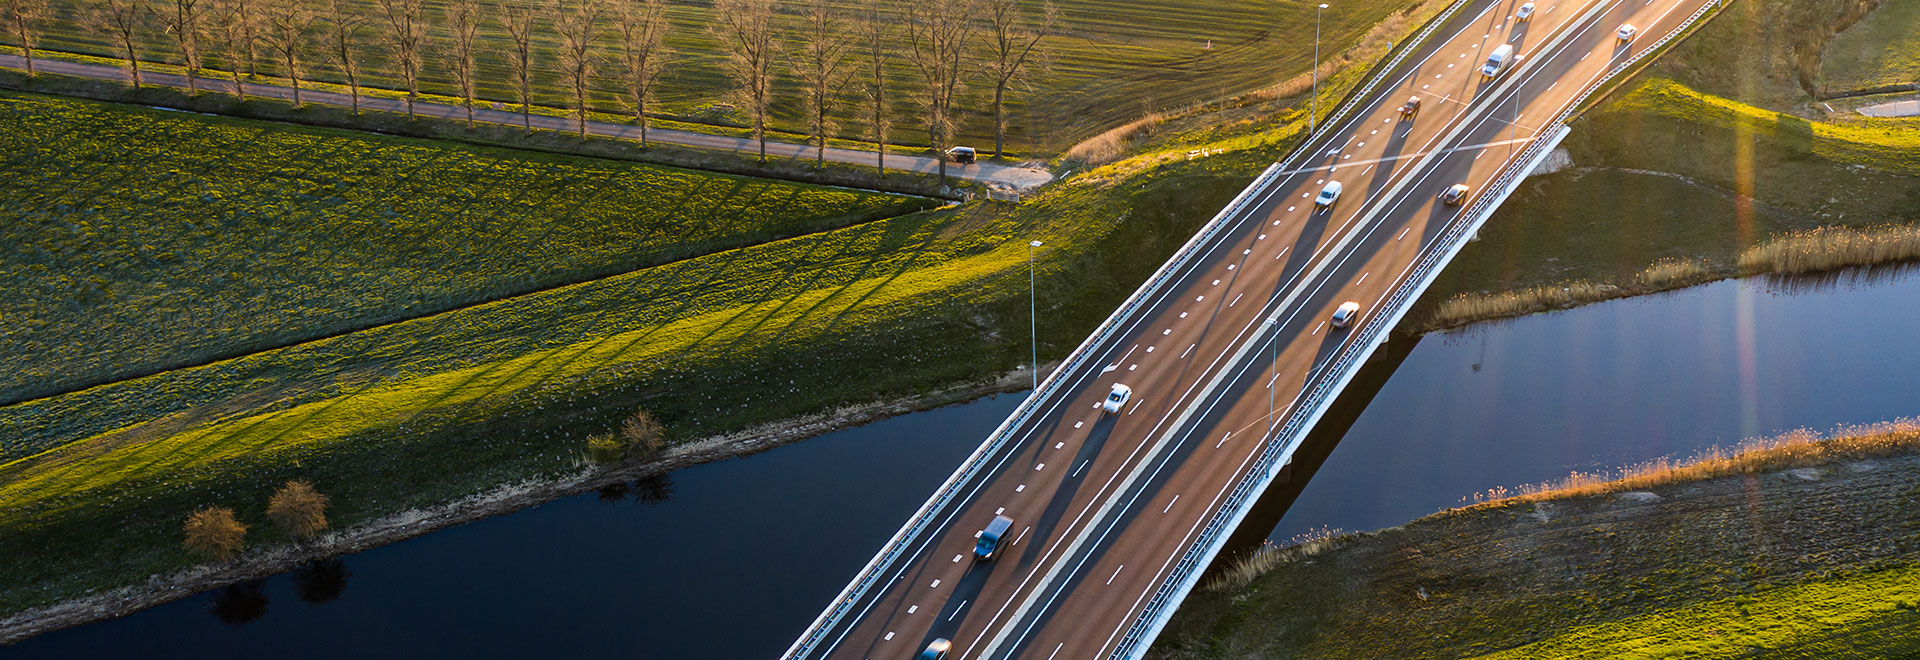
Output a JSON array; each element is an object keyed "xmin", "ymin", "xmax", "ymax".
[
  {"xmin": 1163, "ymin": 495, "xmax": 1180, "ymax": 513},
  {"xmin": 1107, "ymin": 565, "xmax": 1126, "ymax": 586}
]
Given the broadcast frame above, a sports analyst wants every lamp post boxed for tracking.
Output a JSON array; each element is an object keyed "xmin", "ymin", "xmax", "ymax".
[
  {"xmin": 1266, "ymin": 315, "xmax": 1278, "ymax": 435},
  {"xmin": 1311, "ymin": 3, "xmax": 1329, "ymax": 134},
  {"xmin": 1029, "ymin": 240, "xmax": 1044, "ymax": 392}
]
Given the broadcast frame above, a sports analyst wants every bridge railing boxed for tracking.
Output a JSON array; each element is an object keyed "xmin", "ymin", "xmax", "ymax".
[{"xmin": 1107, "ymin": 1, "xmax": 1724, "ymax": 657}]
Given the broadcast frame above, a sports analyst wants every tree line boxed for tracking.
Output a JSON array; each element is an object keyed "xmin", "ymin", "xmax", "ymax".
[{"xmin": 1, "ymin": 0, "xmax": 1056, "ymax": 180}]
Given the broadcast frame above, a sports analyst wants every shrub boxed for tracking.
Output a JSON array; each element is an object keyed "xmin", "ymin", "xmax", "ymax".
[
  {"xmin": 183, "ymin": 507, "xmax": 248, "ymax": 562},
  {"xmin": 266, "ymin": 480, "xmax": 330, "ymax": 540},
  {"xmin": 586, "ymin": 409, "xmax": 668, "ymax": 463}
]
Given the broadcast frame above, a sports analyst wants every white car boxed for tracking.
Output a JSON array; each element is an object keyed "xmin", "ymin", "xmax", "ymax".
[
  {"xmin": 1440, "ymin": 183, "xmax": 1470, "ymax": 205},
  {"xmin": 1314, "ymin": 181, "xmax": 1343, "ymax": 209},
  {"xmin": 1516, "ymin": 2, "xmax": 1535, "ymax": 21},
  {"xmin": 1331, "ymin": 301, "xmax": 1361, "ymax": 328},
  {"xmin": 1481, "ymin": 43, "xmax": 1515, "ymax": 78},
  {"xmin": 1616, "ymin": 24, "xmax": 1637, "ymax": 41},
  {"xmin": 1102, "ymin": 383, "xmax": 1133, "ymax": 413}
]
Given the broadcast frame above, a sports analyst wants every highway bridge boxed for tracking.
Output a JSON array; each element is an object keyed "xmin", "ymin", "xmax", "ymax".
[{"xmin": 785, "ymin": 0, "xmax": 1723, "ymax": 657}]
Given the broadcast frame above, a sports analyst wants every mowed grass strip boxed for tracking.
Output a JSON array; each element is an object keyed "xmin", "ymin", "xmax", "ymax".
[
  {"xmin": 0, "ymin": 90, "xmax": 935, "ymax": 405},
  {"xmin": 21, "ymin": 0, "xmax": 1424, "ymax": 152},
  {"xmin": 1816, "ymin": 0, "xmax": 1920, "ymax": 93}
]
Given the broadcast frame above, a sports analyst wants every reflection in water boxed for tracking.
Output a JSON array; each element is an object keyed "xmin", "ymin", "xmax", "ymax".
[
  {"xmin": 593, "ymin": 474, "xmax": 675, "ymax": 505},
  {"xmin": 207, "ymin": 580, "xmax": 269, "ymax": 625},
  {"xmin": 292, "ymin": 560, "xmax": 351, "ymax": 605}
]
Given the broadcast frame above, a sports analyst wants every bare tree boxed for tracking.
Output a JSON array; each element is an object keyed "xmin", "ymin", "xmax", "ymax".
[
  {"xmin": 442, "ymin": 0, "xmax": 481, "ymax": 125},
  {"xmin": 259, "ymin": 0, "xmax": 316, "ymax": 106},
  {"xmin": 375, "ymin": 0, "xmax": 427, "ymax": 119},
  {"xmin": 498, "ymin": 3, "xmax": 539, "ymax": 133},
  {"xmin": 153, "ymin": 0, "xmax": 207, "ymax": 92},
  {"xmin": 183, "ymin": 507, "xmax": 248, "ymax": 562},
  {"xmin": 1, "ymin": 0, "xmax": 49, "ymax": 77},
  {"xmin": 266, "ymin": 480, "xmax": 329, "ymax": 540},
  {"xmin": 792, "ymin": 0, "xmax": 852, "ymax": 167},
  {"xmin": 980, "ymin": 0, "xmax": 1053, "ymax": 159},
  {"xmin": 206, "ymin": 0, "xmax": 258, "ymax": 98},
  {"xmin": 318, "ymin": 0, "xmax": 369, "ymax": 113},
  {"xmin": 903, "ymin": 0, "xmax": 978, "ymax": 184},
  {"xmin": 613, "ymin": 0, "xmax": 669, "ymax": 146},
  {"xmin": 85, "ymin": 0, "xmax": 148, "ymax": 89},
  {"xmin": 855, "ymin": 0, "xmax": 893, "ymax": 173},
  {"xmin": 551, "ymin": 0, "xmax": 604, "ymax": 138},
  {"xmin": 710, "ymin": 0, "xmax": 779, "ymax": 163}
]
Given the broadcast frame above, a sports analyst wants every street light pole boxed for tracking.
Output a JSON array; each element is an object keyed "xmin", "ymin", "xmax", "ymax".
[
  {"xmin": 1266, "ymin": 316, "xmax": 1278, "ymax": 435},
  {"xmin": 1311, "ymin": 3, "xmax": 1329, "ymax": 134},
  {"xmin": 1029, "ymin": 240, "xmax": 1044, "ymax": 392}
]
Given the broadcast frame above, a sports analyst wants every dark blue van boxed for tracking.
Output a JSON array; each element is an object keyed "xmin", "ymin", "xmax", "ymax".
[{"xmin": 974, "ymin": 515, "xmax": 1015, "ymax": 561}]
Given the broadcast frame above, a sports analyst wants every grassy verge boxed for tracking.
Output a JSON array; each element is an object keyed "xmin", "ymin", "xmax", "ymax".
[
  {"xmin": 1152, "ymin": 420, "xmax": 1920, "ymax": 659},
  {"xmin": 0, "ymin": 55, "xmax": 1403, "ymax": 623},
  {"xmin": 1817, "ymin": 0, "xmax": 1920, "ymax": 95},
  {"xmin": 0, "ymin": 89, "xmax": 936, "ymax": 406},
  {"xmin": 19, "ymin": 0, "xmax": 1425, "ymax": 153},
  {"xmin": 1417, "ymin": 74, "xmax": 1920, "ymax": 329}
]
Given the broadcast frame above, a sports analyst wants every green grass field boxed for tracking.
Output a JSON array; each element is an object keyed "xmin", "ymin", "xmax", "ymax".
[
  {"xmin": 19, "ymin": 0, "xmax": 1424, "ymax": 153},
  {"xmin": 0, "ymin": 90, "xmax": 933, "ymax": 406},
  {"xmin": 0, "ymin": 47, "xmax": 1382, "ymax": 615},
  {"xmin": 1152, "ymin": 443, "xmax": 1920, "ymax": 659},
  {"xmin": 1817, "ymin": 0, "xmax": 1920, "ymax": 94}
]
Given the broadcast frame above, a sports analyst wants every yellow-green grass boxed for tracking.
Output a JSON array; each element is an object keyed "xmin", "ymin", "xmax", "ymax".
[
  {"xmin": 0, "ymin": 90, "xmax": 933, "ymax": 405},
  {"xmin": 1738, "ymin": 223, "xmax": 1920, "ymax": 274},
  {"xmin": 1818, "ymin": 0, "xmax": 1920, "ymax": 94},
  {"xmin": 1418, "ymin": 73, "xmax": 1920, "ymax": 321},
  {"xmin": 1645, "ymin": 0, "xmax": 1892, "ymax": 109},
  {"xmin": 1150, "ymin": 422, "xmax": 1920, "ymax": 659},
  {"xmin": 20, "ymin": 0, "xmax": 1425, "ymax": 153},
  {"xmin": 0, "ymin": 94, "xmax": 1321, "ymax": 617},
  {"xmin": 1479, "ymin": 565, "xmax": 1920, "ymax": 659}
]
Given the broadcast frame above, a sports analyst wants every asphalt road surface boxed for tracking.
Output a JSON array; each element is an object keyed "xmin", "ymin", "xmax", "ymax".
[
  {"xmin": 788, "ymin": 0, "xmax": 1717, "ymax": 657},
  {"xmin": 0, "ymin": 53, "xmax": 1054, "ymax": 190}
]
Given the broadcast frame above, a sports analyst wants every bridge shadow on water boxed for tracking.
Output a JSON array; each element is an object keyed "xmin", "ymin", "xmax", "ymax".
[{"xmin": 1203, "ymin": 331, "xmax": 1422, "ymax": 582}]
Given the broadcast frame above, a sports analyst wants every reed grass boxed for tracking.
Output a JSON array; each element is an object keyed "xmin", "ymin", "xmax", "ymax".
[
  {"xmin": 1202, "ymin": 527, "xmax": 1345, "ymax": 593},
  {"xmin": 1464, "ymin": 417, "xmax": 1920, "ymax": 507},
  {"xmin": 1738, "ymin": 224, "xmax": 1920, "ymax": 275}
]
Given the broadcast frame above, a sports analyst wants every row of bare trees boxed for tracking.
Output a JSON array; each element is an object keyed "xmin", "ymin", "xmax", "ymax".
[{"xmin": 3, "ymin": 0, "xmax": 1055, "ymax": 179}]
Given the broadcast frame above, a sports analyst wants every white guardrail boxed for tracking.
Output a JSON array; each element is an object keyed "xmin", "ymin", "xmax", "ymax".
[
  {"xmin": 1107, "ymin": 1, "xmax": 1725, "ymax": 658},
  {"xmin": 782, "ymin": 0, "xmax": 1495, "ymax": 656}
]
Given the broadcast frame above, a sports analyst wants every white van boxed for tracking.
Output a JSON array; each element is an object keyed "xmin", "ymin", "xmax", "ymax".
[{"xmin": 1481, "ymin": 44, "xmax": 1515, "ymax": 78}]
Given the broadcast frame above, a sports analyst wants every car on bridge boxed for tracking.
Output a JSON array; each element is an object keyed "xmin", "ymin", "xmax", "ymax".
[
  {"xmin": 1332, "ymin": 301, "xmax": 1361, "ymax": 328},
  {"xmin": 1399, "ymin": 96, "xmax": 1422, "ymax": 118},
  {"xmin": 1103, "ymin": 383, "xmax": 1133, "ymax": 413},
  {"xmin": 1516, "ymin": 2, "xmax": 1535, "ymax": 21},
  {"xmin": 975, "ymin": 515, "xmax": 1015, "ymax": 561},
  {"xmin": 918, "ymin": 638, "xmax": 951, "ymax": 660},
  {"xmin": 1315, "ymin": 181, "xmax": 1343, "ymax": 210},
  {"xmin": 1616, "ymin": 23, "xmax": 1638, "ymax": 42},
  {"xmin": 1481, "ymin": 44, "xmax": 1516, "ymax": 78},
  {"xmin": 1440, "ymin": 184, "xmax": 1471, "ymax": 205}
]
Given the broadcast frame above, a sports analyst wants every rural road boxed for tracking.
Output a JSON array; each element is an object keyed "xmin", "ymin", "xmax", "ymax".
[
  {"xmin": 0, "ymin": 53, "xmax": 1055, "ymax": 191},
  {"xmin": 784, "ymin": 0, "xmax": 1719, "ymax": 657}
]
